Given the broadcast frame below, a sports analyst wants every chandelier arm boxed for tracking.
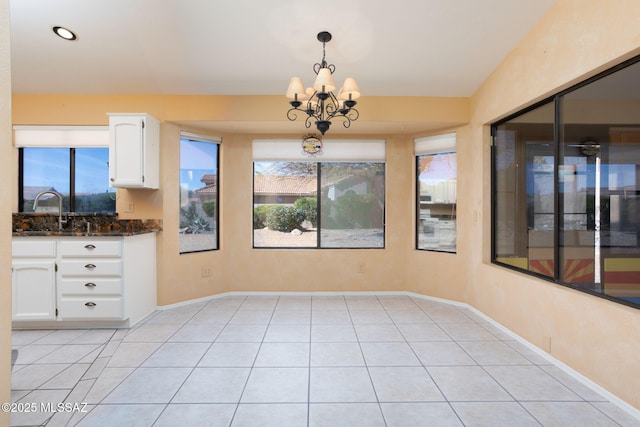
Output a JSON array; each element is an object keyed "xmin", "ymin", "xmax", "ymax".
[
  {"xmin": 334, "ymin": 107, "xmax": 360, "ymax": 129},
  {"xmin": 323, "ymin": 91, "xmax": 340, "ymax": 120},
  {"xmin": 301, "ymin": 91, "xmax": 318, "ymax": 119},
  {"xmin": 303, "ymin": 115, "xmax": 314, "ymax": 130},
  {"xmin": 313, "ymin": 63, "xmax": 336, "ymax": 75},
  {"xmin": 309, "ymin": 98, "xmax": 322, "ymax": 122},
  {"xmin": 287, "ymin": 107, "xmax": 305, "ymax": 122},
  {"xmin": 341, "ymin": 116, "xmax": 352, "ymax": 129},
  {"xmin": 343, "ymin": 107, "xmax": 359, "ymax": 121},
  {"xmin": 343, "ymin": 111, "xmax": 354, "ymax": 129}
]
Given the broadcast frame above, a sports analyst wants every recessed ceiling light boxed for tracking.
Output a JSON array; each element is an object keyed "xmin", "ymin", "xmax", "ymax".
[{"xmin": 52, "ymin": 26, "xmax": 77, "ymax": 41}]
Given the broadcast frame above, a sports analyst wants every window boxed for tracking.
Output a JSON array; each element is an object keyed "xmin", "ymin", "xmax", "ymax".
[
  {"xmin": 492, "ymin": 57, "xmax": 640, "ymax": 308},
  {"xmin": 415, "ymin": 133, "xmax": 457, "ymax": 252},
  {"xmin": 16, "ymin": 127, "xmax": 115, "ymax": 213},
  {"xmin": 179, "ymin": 133, "xmax": 220, "ymax": 253},
  {"xmin": 320, "ymin": 162, "xmax": 385, "ymax": 248},
  {"xmin": 252, "ymin": 139, "xmax": 385, "ymax": 249}
]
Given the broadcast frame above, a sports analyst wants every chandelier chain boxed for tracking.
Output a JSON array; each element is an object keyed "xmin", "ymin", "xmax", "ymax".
[{"xmin": 313, "ymin": 40, "xmax": 335, "ymax": 75}]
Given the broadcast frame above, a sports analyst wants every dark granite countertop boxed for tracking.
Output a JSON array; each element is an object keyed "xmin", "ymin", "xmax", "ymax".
[
  {"xmin": 12, "ymin": 213, "xmax": 162, "ymax": 237},
  {"xmin": 12, "ymin": 230, "xmax": 158, "ymax": 237}
]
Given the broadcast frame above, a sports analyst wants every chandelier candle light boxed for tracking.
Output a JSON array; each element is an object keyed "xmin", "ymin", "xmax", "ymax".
[{"xmin": 286, "ymin": 31, "xmax": 360, "ymax": 135}]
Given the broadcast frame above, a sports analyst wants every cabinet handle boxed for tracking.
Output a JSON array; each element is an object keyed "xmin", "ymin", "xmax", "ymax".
[
  {"xmin": 84, "ymin": 244, "xmax": 96, "ymax": 249},
  {"xmin": 84, "ymin": 282, "xmax": 96, "ymax": 288},
  {"xmin": 85, "ymin": 302, "xmax": 97, "ymax": 307},
  {"xmin": 84, "ymin": 264, "xmax": 96, "ymax": 269}
]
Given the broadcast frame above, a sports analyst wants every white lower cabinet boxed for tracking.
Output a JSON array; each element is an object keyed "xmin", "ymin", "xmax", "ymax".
[
  {"xmin": 58, "ymin": 238, "xmax": 124, "ymax": 321},
  {"xmin": 12, "ymin": 233, "xmax": 156, "ymax": 328},
  {"xmin": 12, "ymin": 239, "xmax": 57, "ymax": 321},
  {"xmin": 12, "ymin": 260, "xmax": 56, "ymax": 321}
]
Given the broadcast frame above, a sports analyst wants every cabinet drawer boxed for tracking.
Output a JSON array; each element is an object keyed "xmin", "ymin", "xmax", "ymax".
[
  {"xmin": 60, "ymin": 259, "xmax": 122, "ymax": 277},
  {"xmin": 58, "ymin": 297, "xmax": 124, "ymax": 320},
  {"xmin": 60, "ymin": 240, "xmax": 122, "ymax": 257},
  {"xmin": 59, "ymin": 278, "xmax": 123, "ymax": 296},
  {"xmin": 12, "ymin": 240, "xmax": 56, "ymax": 258}
]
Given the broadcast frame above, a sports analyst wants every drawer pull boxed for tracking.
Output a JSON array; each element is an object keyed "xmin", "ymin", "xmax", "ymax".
[
  {"xmin": 84, "ymin": 244, "xmax": 96, "ymax": 249},
  {"xmin": 84, "ymin": 264, "xmax": 96, "ymax": 269},
  {"xmin": 85, "ymin": 302, "xmax": 97, "ymax": 307},
  {"xmin": 84, "ymin": 282, "xmax": 96, "ymax": 288}
]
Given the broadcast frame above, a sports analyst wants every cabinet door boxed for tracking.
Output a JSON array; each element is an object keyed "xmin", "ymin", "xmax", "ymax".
[
  {"xmin": 109, "ymin": 115, "xmax": 144, "ymax": 187},
  {"xmin": 12, "ymin": 260, "xmax": 56, "ymax": 321}
]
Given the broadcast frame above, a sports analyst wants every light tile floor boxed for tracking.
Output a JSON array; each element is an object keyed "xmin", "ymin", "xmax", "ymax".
[{"xmin": 9, "ymin": 294, "xmax": 640, "ymax": 426}]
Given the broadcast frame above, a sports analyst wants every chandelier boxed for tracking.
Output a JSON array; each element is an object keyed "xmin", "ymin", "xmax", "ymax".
[{"xmin": 286, "ymin": 31, "xmax": 360, "ymax": 135}]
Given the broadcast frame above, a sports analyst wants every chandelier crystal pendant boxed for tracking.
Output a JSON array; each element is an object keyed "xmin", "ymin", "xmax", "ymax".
[{"xmin": 286, "ymin": 31, "xmax": 360, "ymax": 135}]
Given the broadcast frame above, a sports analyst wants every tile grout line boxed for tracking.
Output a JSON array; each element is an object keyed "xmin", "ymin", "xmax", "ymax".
[
  {"xmin": 30, "ymin": 328, "xmax": 119, "ymax": 426},
  {"xmin": 9, "ymin": 331, "xmax": 92, "ymax": 424},
  {"xmin": 227, "ymin": 295, "xmax": 275, "ymax": 426},
  {"xmin": 356, "ymin": 295, "xmax": 388, "ymax": 427},
  {"xmin": 60, "ymin": 328, "xmax": 128, "ymax": 426},
  {"xmin": 144, "ymin": 297, "xmax": 235, "ymax": 427},
  {"xmin": 11, "ymin": 293, "xmax": 640, "ymax": 426},
  {"xmin": 306, "ymin": 296, "xmax": 312, "ymax": 427}
]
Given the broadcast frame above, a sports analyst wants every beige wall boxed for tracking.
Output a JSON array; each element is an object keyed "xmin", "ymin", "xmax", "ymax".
[
  {"xmin": 464, "ymin": 0, "xmax": 640, "ymax": 410},
  {"xmin": 1, "ymin": 0, "xmax": 11, "ymax": 425},
  {"xmin": 11, "ymin": 96, "xmax": 467, "ymax": 306},
  {"xmin": 5, "ymin": 0, "xmax": 640, "ymax": 413}
]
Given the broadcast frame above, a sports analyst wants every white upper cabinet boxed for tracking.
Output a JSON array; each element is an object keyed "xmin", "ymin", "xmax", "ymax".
[{"xmin": 108, "ymin": 113, "xmax": 160, "ymax": 189}]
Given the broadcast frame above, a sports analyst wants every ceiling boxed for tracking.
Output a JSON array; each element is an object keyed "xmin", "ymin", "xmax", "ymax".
[{"xmin": 9, "ymin": 0, "xmax": 556, "ymax": 134}]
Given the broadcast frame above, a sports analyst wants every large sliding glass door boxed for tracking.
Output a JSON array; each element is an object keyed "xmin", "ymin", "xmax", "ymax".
[
  {"xmin": 493, "ymin": 102, "xmax": 555, "ymax": 278},
  {"xmin": 493, "ymin": 57, "xmax": 640, "ymax": 308},
  {"xmin": 560, "ymin": 73, "xmax": 640, "ymax": 301}
]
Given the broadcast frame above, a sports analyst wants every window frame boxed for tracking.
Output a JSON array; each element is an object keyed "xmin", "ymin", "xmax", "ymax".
[
  {"xmin": 18, "ymin": 147, "xmax": 115, "ymax": 213},
  {"xmin": 15, "ymin": 126, "xmax": 113, "ymax": 214},
  {"xmin": 179, "ymin": 132, "xmax": 221, "ymax": 254},
  {"xmin": 491, "ymin": 55, "xmax": 640, "ymax": 309},
  {"xmin": 414, "ymin": 133, "xmax": 457, "ymax": 253},
  {"xmin": 252, "ymin": 160, "xmax": 386, "ymax": 250},
  {"xmin": 251, "ymin": 139, "xmax": 387, "ymax": 250}
]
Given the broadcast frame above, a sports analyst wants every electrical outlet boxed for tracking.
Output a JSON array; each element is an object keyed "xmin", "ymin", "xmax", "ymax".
[
  {"xmin": 202, "ymin": 267, "xmax": 211, "ymax": 277},
  {"xmin": 121, "ymin": 202, "xmax": 134, "ymax": 213}
]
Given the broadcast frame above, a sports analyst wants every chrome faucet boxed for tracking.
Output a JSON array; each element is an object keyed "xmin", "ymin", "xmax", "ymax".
[{"xmin": 33, "ymin": 190, "xmax": 67, "ymax": 231}]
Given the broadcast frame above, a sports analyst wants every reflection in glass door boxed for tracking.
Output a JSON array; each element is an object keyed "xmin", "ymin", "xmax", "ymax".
[
  {"xmin": 527, "ymin": 145, "xmax": 555, "ymax": 279},
  {"xmin": 559, "ymin": 142, "xmax": 596, "ymax": 290},
  {"xmin": 561, "ymin": 133, "xmax": 640, "ymax": 299}
]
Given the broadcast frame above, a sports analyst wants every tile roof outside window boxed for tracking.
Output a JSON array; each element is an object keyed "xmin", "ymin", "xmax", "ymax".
[{"xmin": 253, "ymin": 175, "xmax": 317, "ymax": 196}]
